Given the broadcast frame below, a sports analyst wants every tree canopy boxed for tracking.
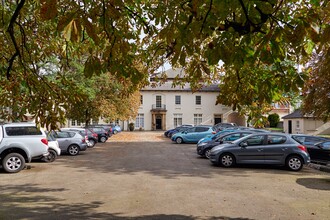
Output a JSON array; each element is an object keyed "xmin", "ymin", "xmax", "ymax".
[{"xmin": 1, "ymin": 0, "xmax": 329, "ymax": 127}]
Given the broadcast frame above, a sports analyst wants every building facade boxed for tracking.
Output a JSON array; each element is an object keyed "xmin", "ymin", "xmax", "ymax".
[
  {"xmin": 282, "ymin": 109, "xmax": 328, "ymax": 134},
  {"xmin": 135, "ymin": 69, "xmax": 246, "ymax": 131}
]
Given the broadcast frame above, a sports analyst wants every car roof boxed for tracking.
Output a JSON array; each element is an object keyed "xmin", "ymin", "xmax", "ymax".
[{"xmin": 61, "ymin": 127, "xmax": 85, "ymax": 131}]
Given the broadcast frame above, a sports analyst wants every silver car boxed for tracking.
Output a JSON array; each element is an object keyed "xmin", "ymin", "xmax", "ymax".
[
  {"xmin": 51, "ymin": 131, "xmax": 88, "ymax": 156},
  {"xmin": 210, "ymin": 133, "xmax": 310, "ymax": 171}
]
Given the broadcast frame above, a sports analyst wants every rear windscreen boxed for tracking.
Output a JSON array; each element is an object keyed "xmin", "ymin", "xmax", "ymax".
[{"xmin": 5, "ymin": 126, "xmax": 42, "ymax": 136}]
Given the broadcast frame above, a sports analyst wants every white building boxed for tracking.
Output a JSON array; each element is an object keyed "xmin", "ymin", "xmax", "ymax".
[{"xmin": 135, "ymin": 68, "xmax": 246, "ymax": 130}]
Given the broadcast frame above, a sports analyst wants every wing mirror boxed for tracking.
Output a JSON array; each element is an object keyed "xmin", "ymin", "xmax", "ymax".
[{"xmin": 240, "ymin": 142, "xmax": 248, "ymax": 148}]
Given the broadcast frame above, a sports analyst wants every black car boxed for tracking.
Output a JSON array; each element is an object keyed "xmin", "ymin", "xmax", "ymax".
[
  {"xmin": 87, "ymin": 126, "xmax": 109, "ymax": 143},
  {"xmin": 89, "ymin": 125, "xmax": 113, "ymax": 137},
  {"xmin": 311, "ymin": 141, "xmax": 330, "ymax": 163},
  {"xmin": 197, "ymin": 131, "xmax": 254, "ymax": 158},
  {"xmin": 291, "ymin": 134, "xmax": 330, "ymax": 162}
]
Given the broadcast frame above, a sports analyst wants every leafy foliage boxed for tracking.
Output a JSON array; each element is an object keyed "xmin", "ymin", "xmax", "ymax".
[
  {"xmin": 1, "ymin": 0, "xmax": 329, "ymax": 127},
  {"xmin": 302, "ymin": 2, "xmax": 330, "ymax": 121},
  {"xmin": 268, "ymin": 113, "xmax": 280, "ymax": 127}
]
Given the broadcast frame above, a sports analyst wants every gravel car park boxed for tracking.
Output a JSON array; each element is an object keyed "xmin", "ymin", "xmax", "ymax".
[{"xmin": 1, "ymin": 131, "xmax": 329, "ymax": 220}]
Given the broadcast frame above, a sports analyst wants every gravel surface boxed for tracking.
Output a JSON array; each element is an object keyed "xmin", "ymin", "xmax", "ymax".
[{"xmin": 1, "ymin": 131, "xmax": 329, "ymax": 220}]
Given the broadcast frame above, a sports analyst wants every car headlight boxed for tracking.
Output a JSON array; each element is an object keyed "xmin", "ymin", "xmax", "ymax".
[{"xmin": 198, "ymin": 142, "xmax": 207, "ymax": 147}]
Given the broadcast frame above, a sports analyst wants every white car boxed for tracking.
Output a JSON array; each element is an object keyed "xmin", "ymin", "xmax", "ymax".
[
  {"xmin": 43, "ymin": 132, "xmax": 61, "ymax": 162},
  {"xmin": 0, "ymin": 123, "xmax": 49, "ymax": 173}
]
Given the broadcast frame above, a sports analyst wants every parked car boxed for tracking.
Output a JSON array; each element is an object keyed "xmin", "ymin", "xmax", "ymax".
[
  {"xmin": 214, "ymin": 122, "xmax": 237, "ymax": 132},
  {"xmin": 310, "ymin": 141, "xmax": 330, "ymax": 163},
  {"xmin": 51, "ymin": 131, "xmax": 88, "ymax": 156},
  {"xmin": 0, "ymin": 123, "xmax": 49, "ymax": 173},
  {"xmin": 171, "ymin": 125, "xmax": 216, "ymax": 144},
  {"xmin": 290, "ymin": 134, "xmax": 330, "ymax": 162},
  {"xmin": 197, "ymin": 129, "xmax": 238, "ymax": 145},
  {"xmin": 197, "ymin": 131, "xmax": 254, "ymax": 158},
  {"xmin": 33, "ymin": 131, "xmax": 61, "ymax": 162},
  {"xmin": 209, "ymin": 133, "xmax": 310, "ymax": 171},
  {"xmin": 110, "ymin": 124, "xmax": 122, "ymax": 134},
  {"xmin": 61, "ymin": 128, "xmax": 98, "ymax": 148},
  {"xmin": 87, "ymin": 126, "xmax": 109, "ymax": 143},
  {"xmin": 164, "ymin": 125, "xmax": 193, "ymax": 138}
]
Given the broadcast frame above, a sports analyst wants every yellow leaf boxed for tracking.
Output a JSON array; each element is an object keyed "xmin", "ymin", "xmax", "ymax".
[{"xmin": 63, "ymin": 20, "xmax": 73, "ymax": 41}]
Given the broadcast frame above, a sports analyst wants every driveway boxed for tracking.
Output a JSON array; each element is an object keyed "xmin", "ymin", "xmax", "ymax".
[{"xmin": 1, "ymin": 131, "xmax": 330, "ymax": 220}]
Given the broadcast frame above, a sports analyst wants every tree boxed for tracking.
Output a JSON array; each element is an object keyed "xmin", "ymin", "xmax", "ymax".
[
  {"xmin": 268, "ymin": 113, "xmax": 280, "ymax": 127},
  {"xmin": 302, "ymin": 4, "xmax": 330, "ymax": 121},
  {"xmin": 1, "ymin": 0, "xmax": 329, "ymax": 127}
]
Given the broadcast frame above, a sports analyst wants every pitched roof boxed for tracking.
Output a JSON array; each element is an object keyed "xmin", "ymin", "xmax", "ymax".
[
  {"xmin": 144, "ymin": 68, "xmax": 220, "ymax": 92},
  {"xmin": 282, "ymin": 109, "xmax": 314, "ymax": 119},
  {"xmin": 141, "ymin": 82, "xmax": 220, "ymax": 92}
]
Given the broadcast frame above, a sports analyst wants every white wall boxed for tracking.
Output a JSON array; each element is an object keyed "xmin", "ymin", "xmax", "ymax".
[{"xmin": 139, "ymin": 90, "xmax": 233, "ymax": 130}]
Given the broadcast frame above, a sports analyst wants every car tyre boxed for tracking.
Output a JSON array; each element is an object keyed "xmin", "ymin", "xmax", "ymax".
[
  {"xmin": 175, "ymin": 137, "xmax": 183, "ymax": 144},
  {"xmin": 286, "ymin": 155, "xmax": 303, "ymax": 171},
  {"xmin": 2, "ymin": 153, "xmax": 25, "ymax": 173},
  {"xmin": 43, "ymin": 149, "xmax": 57, "ymax": 162},
  {"xmin": 113, "ymin": 130, "xmax": 118, "ymax": 134},
  {"xmin": 204, "ymin": 148, "xmax": 211, "ymax": 159},
  {"xmin": 88, "ymin": 139, "xmax": 96, "ymax": 148},
  {"xmin": 219, "ymin": 153, "xmax": 235, "ymax": 167},
  {"xmin": 100, "ymin": 136, "xmax": 107, "ymax": 143},
  {"xmin": 68, "ymin": 145, "xmax": 80, "ymax": 156}
]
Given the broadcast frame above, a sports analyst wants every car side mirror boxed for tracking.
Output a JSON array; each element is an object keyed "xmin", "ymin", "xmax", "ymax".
[{"xmin": 240, "ymin": 142, "xmax": 248, "ymax": 148}]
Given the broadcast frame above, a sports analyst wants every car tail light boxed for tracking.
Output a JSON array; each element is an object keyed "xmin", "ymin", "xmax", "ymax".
[
  {"xmin": 298, "ymin": 145, "xmax": 307, "ymax": 152},
  {"xmin": 41, "ymin": 138, "xmax": 48, "ymax": 146},
  {"xmin": 93, "ymin": 133, "xmax": 98, "ymax": 138},
  {"xmin": 82, "ymin": 138, "xmax": 86, "ymax": 143},
  {"xmin": 212, "ymin": 131, "xmax": 216, "ymax": 134}
]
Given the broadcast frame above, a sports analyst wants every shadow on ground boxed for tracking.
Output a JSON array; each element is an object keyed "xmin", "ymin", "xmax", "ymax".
[
  {"xmin": 47, "ymin": 138, "xmax": 317, "ymax": 180},
  {"xmin": 0, "ymin": 185, "xmax": 253, "ymax": 220},
  {"xmin": 296, "ymin": 178, "xmax": 330, "ymax": 190}
]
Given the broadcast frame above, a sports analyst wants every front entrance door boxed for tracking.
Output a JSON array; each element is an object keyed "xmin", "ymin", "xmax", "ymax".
[
  {"xmin": 156, "ymin": 115, "xmax": 162, "ymax": 130},
  {"xmin": 288, "ymin": 120, "xmax": 292, "ymax": 134},
  {"xmin": 214, "ymin": 117, "xmax": 222, "ymax": 125}
]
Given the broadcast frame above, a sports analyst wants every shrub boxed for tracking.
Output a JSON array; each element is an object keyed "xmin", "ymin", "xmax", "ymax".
[{"xmin": 268, "ymin": 113, "xmax": 280, "ymax": 127}]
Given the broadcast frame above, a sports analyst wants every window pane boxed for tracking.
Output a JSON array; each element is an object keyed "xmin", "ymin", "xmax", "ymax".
[
  {"xmin": 5, "ymin": 127, "xmax": 42, "ymax": 136},
  {"xmin": 173, "ymin": 113, "xmax": 183, "ymax": 127},
  {"xmin": 156, "ymin": 96, "xmax": 162, "ymax": 108},
  {"xmin": 267, "ymin": 135, "xmax": 286, "ymax": 144},
  {"xmin": 194, "ymin": 114, "xmax": 202, "ymax": 125},
  {"xmin": 246, "ymin": 135, "xmax": 264, "ymax": 146},
  {"xmin": 135, "ymin": 114, "xmax": 144, "ymax": 128},
  {"xmin": 195, "ymin": 96, "xmax": 201, "ymax": 105},
  {"xmin": 175, "ymin": 95, "xmax": 181, "ymax": 105}
]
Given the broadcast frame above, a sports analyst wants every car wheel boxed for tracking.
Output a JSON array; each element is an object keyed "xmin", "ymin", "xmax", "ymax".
[
  {"xmin": 286, "ymin": 155, "xmax": 303, "ymax": 171},
  {"xmin": 43, "ymin": 149, "xmax": 57, "ymax": 162},
  {"xmin": 2, "ymin": 153, "xmax": 25, "ymax": 173},
  {"xmin": 68, "ymin": 145, "xmax": 80, "ymax": 156},
  {"xmin": 220, "ymin": 153, "xmax": 235, "ymax": 167},
  {"xmin": 175, "ymin": 137, "xmax": 183, "ymax": 144},
  {"xmin": 204, "ymin": 149, "xmax": 211, "ymax": 159},
  {"xmin": 113, "ymin": 130, "xmax": 118, "ymax": 134},
  {"xmin": 100, "ymin": 136, "xmax": 107, "ymax": 143},
  {"xmin": 88, "ymin": 139, "xmax": 96, "ymax": 148}
]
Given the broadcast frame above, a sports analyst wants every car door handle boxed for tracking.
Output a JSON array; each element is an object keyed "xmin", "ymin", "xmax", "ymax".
[
  {"xmin": 258, "ymin": 149, "xmax": 263, "ymax": 152},
  {"xmin": 282, "ymin": 148, "xmax": 288, "ymax": 151}
]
